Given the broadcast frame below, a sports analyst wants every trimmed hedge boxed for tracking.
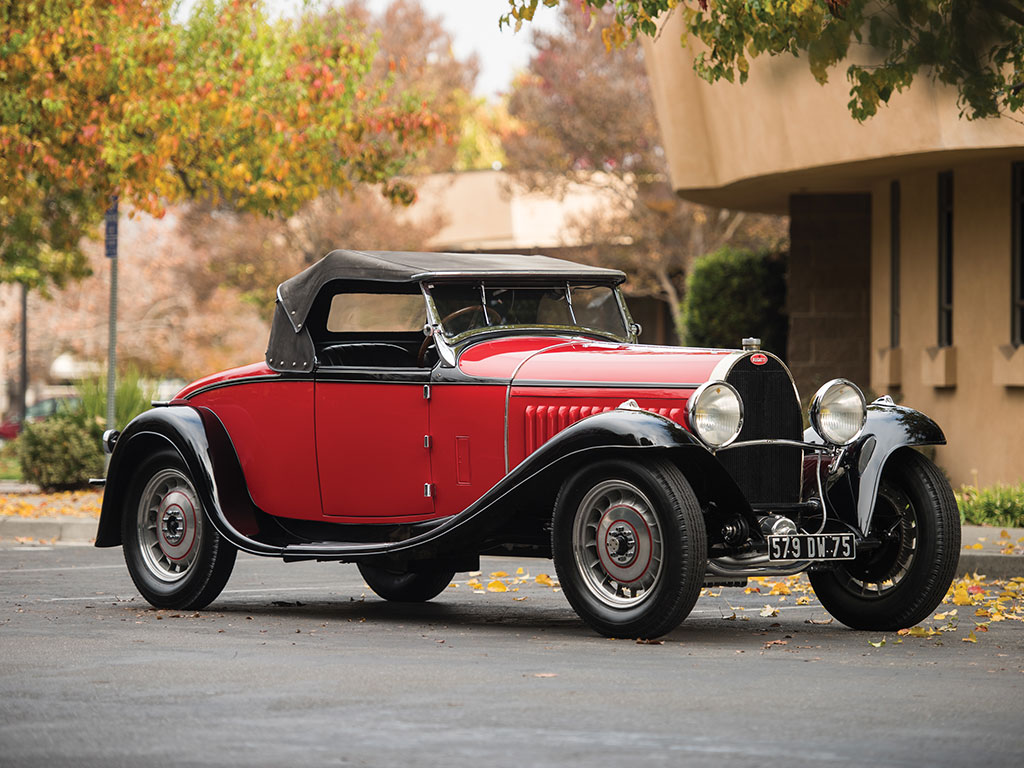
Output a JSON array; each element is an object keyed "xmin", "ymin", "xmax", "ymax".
[
  {"xmin": 17, "ymin": 413, "xmax": 104, "ymax": 492},
  {"xmin": 682, "ymin": 247, "xmax": 787, "ymax": 356}
]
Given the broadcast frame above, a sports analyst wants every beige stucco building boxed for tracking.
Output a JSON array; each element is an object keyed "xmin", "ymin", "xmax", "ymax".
[{"xmin": 643, "ymin": 14, "xmax": 1024, "ymax": 487}]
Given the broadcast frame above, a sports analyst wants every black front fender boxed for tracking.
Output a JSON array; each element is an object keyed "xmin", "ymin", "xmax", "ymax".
[
  {"xmin": 807, "ymin": 401, "xmax": 946, "ymax": 535},
  {"xmin": 96, "ymin": 406, "xmax": 279, "ymax": 554}
]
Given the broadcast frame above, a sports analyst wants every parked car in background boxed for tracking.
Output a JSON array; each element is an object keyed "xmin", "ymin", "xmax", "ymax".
[
  {"xmin": 95, "ymin": 250, "xmax": 960, "ymax": 638},
  {"xmin": 0, "ymin": 396, "xmax": 80, "ymax": 442}
]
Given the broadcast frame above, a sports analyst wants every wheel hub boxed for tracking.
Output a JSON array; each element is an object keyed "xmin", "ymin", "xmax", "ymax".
[
  {"xmin": 161, "ymin": 507, "xmax": 186, "ymax": 546},
  {"xmin": 605, "ymin": 523, "xmax": 638, "ymax": 566}
]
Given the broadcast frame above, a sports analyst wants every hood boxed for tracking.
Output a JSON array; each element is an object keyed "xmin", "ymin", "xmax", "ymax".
[{"xmin": 457, "ymin": 337, "xmax": 738, "ymax": 388}]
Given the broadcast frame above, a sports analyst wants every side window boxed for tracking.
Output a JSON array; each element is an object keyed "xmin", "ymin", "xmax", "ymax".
[{"xmin": 326, "ymin": 293, "xmax": 426, "ymax": 333}]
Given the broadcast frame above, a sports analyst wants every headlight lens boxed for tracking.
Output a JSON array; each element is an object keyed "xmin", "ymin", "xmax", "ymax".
[
  {"xmin": 810, "ymin": 379, "xmax": 866, "ymax": 446},
  {"xmin": 687, "ymin": 381, "xmax": 743, "ymax": 449}
]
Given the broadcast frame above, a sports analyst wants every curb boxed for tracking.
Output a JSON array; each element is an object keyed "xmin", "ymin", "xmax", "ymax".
[
  {"xmin": 0, "ymin": 517, "xmax": 97, "ymax": 544},
  {"xmin": 956, "ymin": 553, "xmax": 1024, "ymax": 580}
]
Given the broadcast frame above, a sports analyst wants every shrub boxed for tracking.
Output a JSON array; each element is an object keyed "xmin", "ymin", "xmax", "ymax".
[
  {"xmin": 956, "ymin": 483, "xmax": 1024, "ymax": 528},
  {"xmin": 682, "ymin": 247, "xmax": 787, "ymax": 356},
  {"xmin": 16, "ymin": 368, "xmax": 154, "ymax": 491},
  {"xmin": 77, "ymin": 367, "xmax": 155, "ymax": 430},
  {"xmin": 17, "ymin": 413, "xmax": 104, "ymax": 491}
]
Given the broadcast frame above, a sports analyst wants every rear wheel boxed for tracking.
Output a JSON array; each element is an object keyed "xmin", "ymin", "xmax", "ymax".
[
  {"xmin": 122, "ymin": 449, "xmax": 236, "ymax": 610},
  {"xmin": 358, "ymin": 562, "xmax": 455, "ymax": 602},
  {"xmin": 552, "ymin": 459, "xmax": 707, "ymax": 639},
  {"xmin": 809, "ymin": 450, "xmax": 960, "ymax": 630}
]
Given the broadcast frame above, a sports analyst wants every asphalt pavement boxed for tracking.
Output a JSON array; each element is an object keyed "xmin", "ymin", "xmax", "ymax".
[{"xmin": 1, "ymin": 544, "xmax": 1022, "ymax": 768}]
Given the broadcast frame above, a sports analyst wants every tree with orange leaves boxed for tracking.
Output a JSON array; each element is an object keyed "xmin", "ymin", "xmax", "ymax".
[{"xmin": 0, "ymin": 0, "xmax": 444, "ymax": 289}]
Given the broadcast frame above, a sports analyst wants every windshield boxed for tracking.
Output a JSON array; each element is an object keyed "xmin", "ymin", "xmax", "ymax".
[{"xmin": 429, "ymin": 283, "xmax": 628, "ymax": 340}]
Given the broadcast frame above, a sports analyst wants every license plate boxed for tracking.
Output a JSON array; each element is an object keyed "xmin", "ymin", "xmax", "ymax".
[{"xmin": 767, "ymin": 533, "xmax": 856, "ymax": 562}]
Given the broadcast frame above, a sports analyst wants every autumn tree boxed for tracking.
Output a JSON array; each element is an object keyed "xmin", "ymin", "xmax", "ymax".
[
  {"xmin": 0, "ymin": 0, "xmax": 445, "ymax": 291},
  {"xmin": 183, "ymin": 0, "xmax": 481, "ymax": 309},
  {"xmin": 500, "ymin": 0, "xmax": 1024, "ymax": 120},
  {"xmin": 503, "ymin": 3, "xmax": 786, "ymax": 339}
]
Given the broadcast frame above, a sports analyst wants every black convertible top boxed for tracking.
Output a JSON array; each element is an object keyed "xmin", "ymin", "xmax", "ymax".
[{"xmin": 266, "ymin": 250, "xmax": 626, "ymax": 373}]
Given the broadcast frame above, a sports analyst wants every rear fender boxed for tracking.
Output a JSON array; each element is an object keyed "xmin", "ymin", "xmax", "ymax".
[
  {"xmin": 96, "ymin": 406, "xmax": 280, "ymax": 554},
  {"xmin": 806, "ymin": 401, "xmax": 946, "ymax": 535}
]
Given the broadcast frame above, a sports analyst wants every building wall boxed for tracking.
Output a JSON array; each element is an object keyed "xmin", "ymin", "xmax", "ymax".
[
  {"xmin": 642, "ymin": 11, "xmax": 1024, "ymax": 213},
  {"xmin": 870, "ymin": 158, "xmax": 1024, "ymax": 486},
  {"xmin": 788, "ymin": 195, "xmax": 871, "ymax": 399}
]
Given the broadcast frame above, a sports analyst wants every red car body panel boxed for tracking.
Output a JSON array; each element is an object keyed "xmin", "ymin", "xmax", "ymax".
[
  {"xmin": 180, "ymin": 376, "xmax": 322, "ymax": 520},
  {"xmin": 170, "ymin": 340, "xmax": 729, "ymax": 524},
  {"xmin": 315, "ymin": 381, "xmax": 433, "ymax": 522}
]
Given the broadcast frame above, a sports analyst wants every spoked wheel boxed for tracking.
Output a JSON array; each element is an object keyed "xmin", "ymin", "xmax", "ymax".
[
  {"xmin": 809, "ymin": 450, "xmax": 960, "ymax": 630},
  {"xmin": 553, "ymin": 459, "xmax": 706, "ymax": 639},
  {"xmin": 122, "ymin": 449, "xmax": 236, "ymax": 610},
  {"xmin": 358, "ymin": 562, "xmax": 455, "ymax": 602}
]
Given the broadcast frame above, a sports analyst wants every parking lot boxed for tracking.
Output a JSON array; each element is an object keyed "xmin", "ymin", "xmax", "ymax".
[{"xmin": 1, "ymin": 541, "xmax": 1022, "ymax": 767}]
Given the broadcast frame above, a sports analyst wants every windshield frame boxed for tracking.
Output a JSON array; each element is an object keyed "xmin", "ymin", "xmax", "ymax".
[{"xmin": 422, "ymin": 280, "xmax": 637, "ymax": 347}]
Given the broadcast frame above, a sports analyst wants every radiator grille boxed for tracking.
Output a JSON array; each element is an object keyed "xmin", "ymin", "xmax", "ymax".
[
  {"xmin": 719, "ymin": 356, "xmax": 803, "ymax": 504},
  {"xmin": 524, "ymin": 404, "xmax": 686, "ymax": 455}
]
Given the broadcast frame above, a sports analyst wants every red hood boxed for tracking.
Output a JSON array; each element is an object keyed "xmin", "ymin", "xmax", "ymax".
[{"xmin": 458, "ymin": 337, "xmax": 735, "ymax": 387}]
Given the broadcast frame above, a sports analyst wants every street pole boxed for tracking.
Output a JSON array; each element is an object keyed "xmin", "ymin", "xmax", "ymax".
[
  {"xmin": 19, "ymin": 282, "xmax": 28, "ymax": 421},
  {"xmin": 105, "ymin": 199, "xmax": 118, "ymax": 431}
]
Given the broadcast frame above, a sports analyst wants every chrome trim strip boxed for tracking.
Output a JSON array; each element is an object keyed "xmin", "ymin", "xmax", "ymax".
[{"xmin": 717, "ymin": 438, "xmax": 833, "ymax": 452}]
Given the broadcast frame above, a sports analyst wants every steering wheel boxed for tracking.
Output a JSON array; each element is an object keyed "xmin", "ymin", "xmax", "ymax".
[{"xmin": 417, "ymin": 305, "xmax": 504, "ymax": 366}]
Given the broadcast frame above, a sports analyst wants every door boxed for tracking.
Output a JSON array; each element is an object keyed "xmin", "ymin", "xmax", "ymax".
[{"xmin": 315, "ymin": 378, "xmax": 433, "ymax": 522}]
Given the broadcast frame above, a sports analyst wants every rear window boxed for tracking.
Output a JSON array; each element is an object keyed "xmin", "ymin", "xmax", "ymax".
[{"xmin": 326, "ymin": 293, "xmax": 426, "ymax": 333}]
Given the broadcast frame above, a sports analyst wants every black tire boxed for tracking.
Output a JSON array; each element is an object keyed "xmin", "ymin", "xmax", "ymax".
[
  {"xmin": 121, "ymin": 449, "xmax": 237, "ymax": 610},
  {"xmin": 552, "ymin": 458, "xmax": 707, "ymax": 639},
  {"xmin": 809, "ymin": 449, "xmax": 960, "ymax": 630},
  {"xmin": 358, "ymin": 562, "xmax": 455, "ymax": 602}
]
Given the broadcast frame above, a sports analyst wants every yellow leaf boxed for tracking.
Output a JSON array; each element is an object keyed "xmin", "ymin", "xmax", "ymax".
[
  {"xmin": 466, "ymin": 578, "xmax": 482, "ymax": 589},
  {"xmin": 933, "ymin": 612, "xmax": 948, "ymax": 621},
  {"xmin": 490, "ymin": 571, "xmax": 509, "ymax": 578},
  {"xmin": 796, "ymin": 596, "xmax": 811, "ymax": 605},
  {"xmin": 975, "ymin": 608, "xmax": 991, "ymax": 617},
  {"xmin": 516, "ymin": 567, "xmax": 525, "ymax": 575},
  {"xmin": 487, "ymin": 580, "xmax": 507, "ymax": 593},
  {"xmin": 1000, "ymin": 529, "xmax": 1011, "ymax": 539},
  {"xmin": 962, "ymin": 631, "xmax": 977, "ymax": 643},
  {"xmin": 535, "ymin": 574, "xmax": 555, "ymax": 587},
  {"xmin": 868, "ymin": 638, "xmax": 886, "ymax": 648},
  {"xmin": 965, "ymin": 543, "xmax": 984, "ymax": 550},
  {"xmin": 769, "ymin": 582, "xmax": 791, "ymax": 596},
  {"xmin": 952, "ymin": 585, "xmax": 973, "ymax": 606}
]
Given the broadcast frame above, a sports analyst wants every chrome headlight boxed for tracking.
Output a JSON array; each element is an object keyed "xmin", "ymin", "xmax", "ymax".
[
  {"xmin": 810, "ymin": 379, "xmax": 866, "ymax": 446},
  {"xmin": 687, "ymin": 381, "xmax": 743, "ymax": 449}
]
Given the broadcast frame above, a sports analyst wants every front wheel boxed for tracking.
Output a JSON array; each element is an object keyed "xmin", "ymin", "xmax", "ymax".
[
  {"xmin": 809, "ymin": 449, "xmax": 960, "ymax": 630},
  {"xmin": 122, "ymin": 449, "xmax": 237, "ymax": 610},
  {"xmin": 552, "ymin": 459, "xmax": 707, "ymax": 639},
  {"xmin": 358, "ymin": 562, "xmax": 455, "ymax": 602}
]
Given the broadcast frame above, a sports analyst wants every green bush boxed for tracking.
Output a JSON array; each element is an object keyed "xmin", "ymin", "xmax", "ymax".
[
  {"xmin": 17, "ymin": 368, "xmax": 155, "ymax": 491},
  {"xmin": 682, "ymin": 247, "xmax": 788, "ymax": 356},
  {"xmin": 956, "ymin": 483, "xmax": 1024, "ymax": 528},
  {"xmin": 17, "ymin": 413, "xmax": 104, "ymax": 491}
]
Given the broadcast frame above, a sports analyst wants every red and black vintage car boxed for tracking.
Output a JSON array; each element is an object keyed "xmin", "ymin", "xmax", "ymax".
[{"xmin": 96, "ymin": 251, "xmax": 960, "ymax": 638}]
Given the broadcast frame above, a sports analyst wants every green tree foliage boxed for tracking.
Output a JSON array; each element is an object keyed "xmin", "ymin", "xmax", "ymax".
[
  {"xmin": 500, "ymin": 1, "xmax": 1024, "ymax": 120},
  {"xmin": 682, "ymin": 247, "xmax": 787, "ymax": 355},
  {"xmin": 1, "ymin": 0, "xmax": 445, "ymax": 290}
]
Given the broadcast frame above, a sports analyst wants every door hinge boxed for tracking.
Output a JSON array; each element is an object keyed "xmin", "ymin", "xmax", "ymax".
[
  {"xmin": 423, "ymin": 385, "xmax": 431, "ymax": 400},
  {"xmin": 423, "ymin": 435, "xmax": 432, "ymax": 448},
  {"xmin": 424, "ymin": 483, "xmax": 434, "ymax": 498}
]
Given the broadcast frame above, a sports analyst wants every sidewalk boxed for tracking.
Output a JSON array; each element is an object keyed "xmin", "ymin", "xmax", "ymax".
[{"xmin": 2, "ymin": 481, "xmax": 1021, "ymax": 578}]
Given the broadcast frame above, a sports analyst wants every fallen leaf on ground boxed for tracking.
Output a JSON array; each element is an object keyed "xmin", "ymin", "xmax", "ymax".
[
  {"xmin": 535, "ymin": 574, "xmax": 555, "ymax": 587},
  {"xmin": 962, "ymin": 631, "xmax": 978, "ymax": 643},
  {"xmin": 868, "ymin": 638, "xmax": 886, "ymax": 648},
  {"xmin": 487, "ymin": 580, "xmax": 507, "ymax": 593},
  {"xmin": 759, "ymin": 605, "xmax": 779, "ymax": 618},
  {"xmin": 636, "ymin": 638, "xmax": 664, "ymax": 645}
]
